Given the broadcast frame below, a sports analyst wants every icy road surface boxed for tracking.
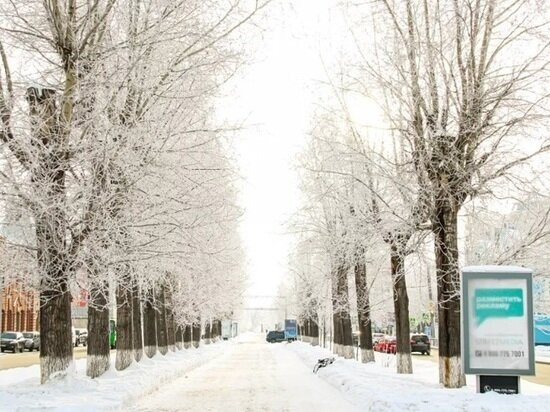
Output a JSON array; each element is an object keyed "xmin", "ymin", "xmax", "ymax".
[{"xmin": 129, "ymin": 334, "xmax": 358, "ymax": 412}]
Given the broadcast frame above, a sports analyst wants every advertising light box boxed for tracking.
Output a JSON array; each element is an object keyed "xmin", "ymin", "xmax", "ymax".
[{"xmin": 462, "ymin": 266, "xmax": 535, "ymax": 376}]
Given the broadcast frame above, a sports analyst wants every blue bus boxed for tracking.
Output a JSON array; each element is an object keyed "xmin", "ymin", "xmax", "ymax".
[
  {"xmin": 535, "ymin": 313, "xmax": 550, "ymax": 346},
  {"xmin": 284, "ymin": 319, "xmax": 297, "ymax": 341}
]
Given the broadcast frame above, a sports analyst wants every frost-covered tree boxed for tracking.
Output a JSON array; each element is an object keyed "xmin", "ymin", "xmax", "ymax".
[
  {"xmin": 0, "ymin": 0, "xmax": 120, "ymax": 383},
  {"xmin": 0, "ymin": 0, "xmax": 269, "ymax": 382},
  {"xmin": 344, "ymin": 0, "xmax": 550, "ymax": 387}
]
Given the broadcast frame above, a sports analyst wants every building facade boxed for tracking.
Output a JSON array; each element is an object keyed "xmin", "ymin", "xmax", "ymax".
[
  {"xmin": 71, "ymin": 289, "xmax": 89, "ymax": 329},
  {"xmin": 1, "ymin": 282, "xmax": 39, "ymax": 332}
]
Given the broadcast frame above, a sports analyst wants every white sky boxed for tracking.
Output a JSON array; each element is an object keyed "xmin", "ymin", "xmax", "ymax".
[{"xmin": 218, "ymin": 1, "xmax": 342, "ymax": 300}]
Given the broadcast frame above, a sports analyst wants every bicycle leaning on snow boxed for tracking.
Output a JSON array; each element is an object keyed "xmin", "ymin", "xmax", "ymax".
[{"xmin": 313, "ymin": 357, "xmax": 335, "ymax": 374}]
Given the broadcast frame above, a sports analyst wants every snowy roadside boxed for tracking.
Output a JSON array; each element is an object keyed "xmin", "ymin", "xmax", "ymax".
[
  {"xmin": 0, "ymin": 341, "xmax": 232, "ymax": 412},
  {"xmin": 286, "ymin": 342, "xmax": 550, "ymax": 412},
  {"xmin": 536, "ymin": 346, "xmax": 550, "ymax": 364}
]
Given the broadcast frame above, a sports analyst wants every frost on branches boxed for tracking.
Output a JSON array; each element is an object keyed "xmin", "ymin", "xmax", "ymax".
[
  {"xmin": 0, "ymin": 0, "xmax": 268, "ymax": 383},
  {"xmin": 290, "ymin": 0, "xmax": 550, "ymax": 388}
]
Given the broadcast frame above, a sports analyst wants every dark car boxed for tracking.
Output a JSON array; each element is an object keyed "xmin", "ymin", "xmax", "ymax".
[
  {"xmin": 74, "ymin": 329, "xmax": 88, "ymax": 347},
  {"xmin": 22, "ymin": 331, "xmax": 40, "ymax": 351},
  {"xmin": 410, "ymin": 334, "xmax": 430, "ymax": 355},
  {"xmin": 266, "ymin": 330, "xmax": 285, "ymax": 343},
  {"xmin": 1, "ymin": 331, "xmax": 26, "ymax": 353}
]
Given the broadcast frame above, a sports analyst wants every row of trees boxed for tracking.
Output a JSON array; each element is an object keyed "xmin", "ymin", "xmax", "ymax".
[
  {"xmin": 290, "ymin": 0, "xmax": 549, "ymax": 388},
  {"xmin": 0, "ymin": 0, "xmax": 268, "ymax": 383}
]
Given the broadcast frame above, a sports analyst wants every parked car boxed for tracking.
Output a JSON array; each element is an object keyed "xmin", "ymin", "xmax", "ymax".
[
  {"xmin": 265, "ymin": 330, "xmax": 285, "ymax": 343},
  {"xmin": 373, "ymin": 336, "xmax": 396, "ymax": 354},
  {"xmin": 410, "ymin": 333, "xmax": 430, "ymax": 355},
  {"xmin": 74, "ymin": 329, "xmax": 88, "ymax": 347},
  {"xmin": 22, "ymin": 331, "xmax": 40, "ymax": 351},
  {"xmin": 1, "ymin": 331, "xmax": 26, "ymax": 353}
]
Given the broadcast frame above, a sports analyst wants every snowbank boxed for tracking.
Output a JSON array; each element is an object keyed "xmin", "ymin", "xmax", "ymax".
[
  {"xmin": 536, "ymin": 345, "xmax": 550, "ymax": 364},
  {"xmin": 0, "ymin": 341, "xmax": 231, "ymax": 411},
  {"xmin": 287, "ymin": 342, "xmax": 550, "ymax": 412}
]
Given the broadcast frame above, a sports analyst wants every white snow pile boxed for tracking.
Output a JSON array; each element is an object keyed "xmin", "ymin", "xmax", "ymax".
[
  {"xmin": 0, "ymin": 341, "xmax": 231, "ymax": 411},
  {"xmin": 288, "ymin": 342, "xmax": 550, "ymax": 412}
]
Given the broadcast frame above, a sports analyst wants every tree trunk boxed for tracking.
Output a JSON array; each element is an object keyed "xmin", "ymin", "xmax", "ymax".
[
  {"xmin": 155, "ymin": 285, "xmax": 168, "ymax": 355},
  {"xmin": 27, "ymin": 87, "xmax": 73, "ymax": 384},
  {"xmin": 335, "ymin": 264, "xmax": 353, "ymax": 359},
  {"xmin": 192, "ymin": 321, "xmax": 201, "ymax": 348},
  {"xmin": 311, "ymin": 318, "xmax": 319, "ymax": 346},
  {"xmin": 211, "ymin": 320, "xmax": 216, "ymax": 342},
  {"xmin": 184, "ymin": 324, "xmax": 192, "ymax": 349},
  {"xmin": 175, "ymin": 324, "xmax": 183, "ymax": 350},
  {"xmin": 331, "ymin": 312, "xmax": 340, "ymax": 355},
  {"xmin": 322, "ymin": 318, "xmax": 327, "ymax": 348},
  {"xmin": 391, "ymin": 243, "xmax": 412, "ymax": 374},
  {"xmin": 115, "ymin": 276, "xmax": 133, "ymax": 370},
  {"xmin": 204, "ymin": 320, "xmax": 211, "ymax": 344},
  {"xmin": 213, "ymin": 319, "xmax": 220, "ymax": 342},
  {"xmin": 210, "ymin": 320, "xmax": 215, "ymax": 342},
  {"xmin": 143, "ymin": 292, "xmax": 157, "ymax": 358},
  {"xmin": 215, "ymin": 320, "xmax": 221, "ymax": 342},
  {"xmin": 131, "ymin": 281, "xmax": 143, "ymax": 362},
  {"xmin": 434, "ymin": 203, "xmax": 465, "ymax": 388},
  {"xmin": 86, "ymin": 281, "xmax": 110, "ymax": 378},
  {"xmin": 164, "ymin": 289, "xmax": 176, "ymax": 352},
  {"xmin": 331, "ymin": 274, "xmax": 341, "ymax": 355},
  {"xmin": 341, "ymin": 311, "xmax": 353, "ymax": 359},
  {"xmin": 354, "ymin": 259, "xmax": 374, "ymax": 363},
  {"xmin": 39, "ymin": 288, "xmax": 72, "ymax": 384}
]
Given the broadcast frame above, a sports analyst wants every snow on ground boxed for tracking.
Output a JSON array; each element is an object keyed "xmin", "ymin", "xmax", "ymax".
[
  {"xmin": 2, "ymin": 335, "xmax": 550, "ymax": 411},
  {"xmin": 288, "ymin": 342, "xmax": 550, "ymax": 412},
  {"xmin": 128, "ymin": 333, "xmax": 359, "ymax": 412},
  {"xmin": 0, "ymin": 341, "xmax": 230, "ymax": 411}
]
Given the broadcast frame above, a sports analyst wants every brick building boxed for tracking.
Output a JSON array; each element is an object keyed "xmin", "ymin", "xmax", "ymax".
[{"xmin": 0, "ymin": 282, "xmax": 39, "ymax": 332}]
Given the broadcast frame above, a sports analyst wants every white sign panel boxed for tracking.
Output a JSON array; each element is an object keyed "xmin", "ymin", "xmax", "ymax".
[{"xmin": 462, "ymin": 266, "xmax": 535, "ymax": 375}]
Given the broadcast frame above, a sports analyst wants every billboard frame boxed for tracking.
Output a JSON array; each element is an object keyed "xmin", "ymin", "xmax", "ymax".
[{"xmin": 462, "ymin": 267, "xmax": 535, "ymax": 376}]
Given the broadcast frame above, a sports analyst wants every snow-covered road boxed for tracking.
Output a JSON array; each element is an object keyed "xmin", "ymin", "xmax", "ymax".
[{"xmin": 129, "ymin": 334, "xmax": 358, "ymax": 412}]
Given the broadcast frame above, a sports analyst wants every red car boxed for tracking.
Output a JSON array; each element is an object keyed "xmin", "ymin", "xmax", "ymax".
[{"xmin": 374, "ymin": 336, "xmax": 396, "ymax": 354}]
